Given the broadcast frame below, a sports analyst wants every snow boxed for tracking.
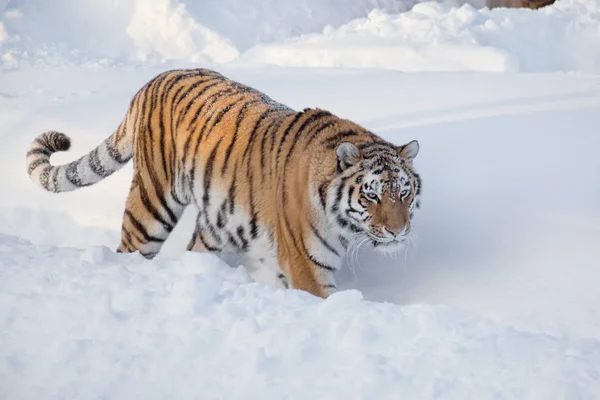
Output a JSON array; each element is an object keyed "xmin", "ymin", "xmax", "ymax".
[
  {"xmin": 0, "ymin": 0, "xmax": 421, "ymax": 67},
  {"xmin": 2, "ymin": 0, "xmax": 600, "ymax": 72},
  {"xmin": 2, "ymin": 237, "xmax": 600, "ymax": 399},
  {"xmin": 245, "ymin": 0, "xmax": 600, "ymax": 72},
  {"xmin": 1, "ymin": 0, "xmax": 600, "ymax": 397}
]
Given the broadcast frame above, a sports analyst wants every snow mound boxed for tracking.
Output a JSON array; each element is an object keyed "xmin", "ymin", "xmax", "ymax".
[
  {"xmin": 1, "ymin": 235, "xmax": 600, "ymax": 398},
  {"xmin": 3, "ymin": 0, "xmax": 600, "ymax": 72},
  {"xmin": 126, "ymin": 0, "xmax": 239, "ymax": 64},
  {"xmin": 0, "ymin": 0, "xmax": 420, "ymax": 68},
  {"xmin": 244, "ymin": 0, "xmax": 600, "ymax": 73}
]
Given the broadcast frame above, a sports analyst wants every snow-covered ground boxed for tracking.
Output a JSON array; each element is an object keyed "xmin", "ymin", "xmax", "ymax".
[{"xmin": 1, "ymin": 0, "xmax": 600, "ymax": 398}]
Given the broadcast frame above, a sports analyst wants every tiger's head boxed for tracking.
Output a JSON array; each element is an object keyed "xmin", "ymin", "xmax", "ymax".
[{"xmin": 328, "ymin": 140, "xmax": 421, "ymax": 254}]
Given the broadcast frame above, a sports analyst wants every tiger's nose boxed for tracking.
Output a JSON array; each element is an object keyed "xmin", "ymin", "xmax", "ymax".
[{"xmin": 383, "ymin": 225, "xmax": 408, "ymax": 237}]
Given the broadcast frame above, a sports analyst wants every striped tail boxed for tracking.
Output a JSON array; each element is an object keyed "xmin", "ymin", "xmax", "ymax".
[{"xmin": 26, "ymin": 121, "xmax": 133, "ymax": 193}]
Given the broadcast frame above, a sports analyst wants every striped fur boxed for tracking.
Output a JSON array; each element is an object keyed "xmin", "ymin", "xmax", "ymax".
[{"xmin": 25, "ymin": 68, "xmax": 422, "ymax": 298}]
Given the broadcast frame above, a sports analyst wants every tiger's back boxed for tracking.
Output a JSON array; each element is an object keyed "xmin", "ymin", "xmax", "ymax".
[{"xmin": 26, "ymin": 68, "xmax": 422, "ymax": 298}]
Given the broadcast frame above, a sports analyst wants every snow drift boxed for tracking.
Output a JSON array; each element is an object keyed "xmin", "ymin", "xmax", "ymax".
[
  {"xmin": 0, "ymin": 0, "xmax": 420, "ymax": 67},
  {"xmin": 245, "ymin": 0, "xmax": 600, "ymax": 73},
  {"xmin": 2, "ymin": 235, "xmax": 600, "ymax": 399},
  {"xmin": 2, "ymin": 0, "xmax": 600, "ymax": 72}
]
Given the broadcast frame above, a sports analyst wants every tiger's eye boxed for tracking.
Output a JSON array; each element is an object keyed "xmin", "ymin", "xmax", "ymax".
[{"xmin": 356, "ymin": 176, "xmax": 362, "ymax": 184}]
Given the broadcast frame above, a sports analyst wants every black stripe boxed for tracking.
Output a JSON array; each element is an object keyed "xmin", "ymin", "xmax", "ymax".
[
  {"xmin": 304, "ymin": 120, "xmax": 336, "ymax": 148},
  {"xmin": 282, "ymin": 110, "xmax": 331, "ymax": 173},
  {"xmin": 228, "ymin": 164, "xmax": 237, "ymax": 214},
  {"xmin": 309, "ymin": 223, "xmax": 340, "ymax": 257},
  {"xmin": 336, "ymin": 215, "xmax": 362, "ymax": 233},
  {"xmin": 323, "ymin": 284, "xmax": 337, "ymax": 289},
  {"xmin": 175, "ymin": 79, "xmax": 219, "ymax": 125},
  {"xmin": 65, "ymin": 162, "xmax": 88, "ymax": 187},
  {"xmin": 178, "ymin": 81, "xmax": 221, "ymax": 162},
  {"xmin": 243, "ymin": 111, "xmax": 264, "ymax": 242},
  {"xmin": 318, "ymin": 182, "xmax": 328, "ymax": 210},
  {"xmin": 26, "ymin": 148, "xmax": 51, "ymax": 157},
  {"xmin": 119, "ymin": 230, "xmax": 134, "ymax": 252},
  {"xmin": 358, "ymin": 141, "xmax": 388, "ymax": 150},
  {"xmin": 309, "ymin": 254, "xmax": 335, "ymax": 272},
  {"xmin": 203, "ymin": 217, "xmax": 223, "ymax": 244},
  {"xmin": 207, "ymin": 97, "xmax": 245, "ymax": 139},
  {"xmin": 275, "ymin": 113, "xmax": 313, "ymax": 162},
  {"xmin": 88, "ymin": 148, "xmax": 111, "ymax": 177},
  {"xmin": 331, "ymin": 176, "xmax": 349, "ymax": 212},
  {"xmin": 323, "ymin": 130, "xmax": 359, "ymax": 149},
  {"xmin": 274, "ymin": 112, "xmax": 305, "ymax": 164},
  {"xmin": 27, "ymin": 158, "xmax": 46, "ymax": 175},
  {"xmin": 169, "ymin": 84, "xmax": 187, "ymax": 166},
  {"xmin": 196, "ymin": 229, "xmax": 221, "ymax": 252},
  {"xmin": 106, "ymin": 141, "xmax": 128, "ymax": 164},
  {"xmin": 39, "ymin": 165, "xmax": 52, "ymax": 189},
  {"xmin": 216, "ymin": 205, "xmax": 227, "ymax": 229},
  {"xmin": 187, "ymin": 92, "xmax": 236, "ymax": 194},
  {"xmin": 182, "ymin": 87, "xmax": 234, "ymax": 170},
  {"xmin": 187, "ymin": 88, "xmax": 236, "ymax": 131},
  {"xmin": 363, "ymin": 147, "xmax": 396, "ymax": 158},
  {"xmin": 247, "ymin": 168, "xmax": 259, "ymax": 240},
  {"xmin": 297, "ymin": 235, "xmax": 337, "ymax": 272},
  {"xmin": 158, "ymin": 73, "xmax": 191, "ymax": 180},
  {"xmin": 227, "ymin": 233, "xmax": 240, "ymax": 249},
  {"xmin": 202, "ymin": 137, "xmax": 224, "ymax": 210},
  {"xmin": 236, "ymin": 226, "xmax": 249, "ymax": 251},
  {"xmin": 141, "ymin": 150, "xmax": 179, "ymax": 225},
  {"xmin": 243, "ymin": 109, "xmax": 281, "ymax": 162},
  {"xmin": 34, "ymin": 137, "xmax": 47, "ymax": 149},
  {"xmin": 260, "ymin": 117, "xmax": 281, "ymax": 181},
  {"xmin": 125, "ymin": 210, "xmax": 165, "ymax": 244},
  {"xmin": 138, "ymin": 182, "xmax": 174, "ymax": 233},
  {"xmin": 157, "ymin": 73, "xmax": 188, "ymax": 173},
  {"xmin": 262, "ymin": 115, "xmax": 290, "ymax": 182},
  {"xmin": 51, "ymin": 166, "xmax": 60, "ymax": 192},
  {"xmin": 222, "ymin": 100, "xmax": 260, "ymax": 175},
  {"xmin": 146, "ymin": 72, "xmax": 173, "ymax": 160}
]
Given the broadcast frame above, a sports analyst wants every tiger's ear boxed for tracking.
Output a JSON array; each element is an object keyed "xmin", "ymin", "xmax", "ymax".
[
  {"xmin": 336, "ymin": 142, "xmax": 361, "ymax": 171},
  {"xmin": 398, "ymin": 140, "xmax": 419, "ymax": 160}
]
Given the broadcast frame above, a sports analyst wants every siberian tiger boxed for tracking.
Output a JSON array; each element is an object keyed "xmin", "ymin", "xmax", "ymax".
[{"xmin": 25, "ymin": 68, "xmax": 421, "ymax": 298}]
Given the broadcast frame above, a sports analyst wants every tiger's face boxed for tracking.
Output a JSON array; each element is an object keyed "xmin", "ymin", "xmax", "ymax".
[{"xmin": 329, "ymin": 140, "xmax": 421, "ymax": 254}]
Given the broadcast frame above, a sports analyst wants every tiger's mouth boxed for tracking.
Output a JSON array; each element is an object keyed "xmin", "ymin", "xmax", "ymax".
[{"xmin": 366, "ymin": 233, "xmax": 397, "ymax": 245}]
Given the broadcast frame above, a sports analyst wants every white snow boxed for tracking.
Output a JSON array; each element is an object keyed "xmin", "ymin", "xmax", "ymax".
[
  {"xmin": 126, "ymin": 0, "xmax": 240, "ymax": 64},
  {"xmin": 2, "ymin": 236, "xmax": 600, "ymax": 399},
  {"xmin": 244, "ymin": 0, "xmax": 600, "ymax": 72},
  {"xmin": 0, "ymin": 0, "xmax": 421, "ymax": 67},
  {"xmin": 1, "ymin": 0, "xmax": 600, "ymax": 397},
  {"xmin": 2, "ymin": 0, "xmax": 600, "ymax": 72}
]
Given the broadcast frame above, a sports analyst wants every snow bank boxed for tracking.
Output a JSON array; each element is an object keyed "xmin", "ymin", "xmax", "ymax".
[
  {"xmin": 245, "ymin": 0, "xmax": 600, "ymax": 73},
  {"xmin": 1, "ymin": 235, "xmax": 599, "ymax": 398},
  {"xmin": 126, "ymin": 0, "xmax": 239, "ymax": 64},
  {"xmin": 0, "ymin": 0, "xmax": 419, "ymax": 68},
  {"xmin": 2, "ymin": 0, "xmax": 600, "ymax": 72}
]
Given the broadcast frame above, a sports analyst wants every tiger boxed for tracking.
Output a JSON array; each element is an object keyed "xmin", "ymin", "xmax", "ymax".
[{"xmin": 25, "ymin": 68, "xmax": 421, "ymax": 299}]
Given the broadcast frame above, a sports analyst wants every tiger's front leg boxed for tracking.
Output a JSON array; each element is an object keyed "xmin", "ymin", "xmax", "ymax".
[{"xmin": 284, "ymin": 251, "xmax": 339, "ymax": 299}]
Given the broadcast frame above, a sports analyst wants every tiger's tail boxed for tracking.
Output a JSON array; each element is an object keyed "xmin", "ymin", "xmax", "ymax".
[{"xmin": 26, "ymin": 118, "xmax": 133, "ymax": 193}]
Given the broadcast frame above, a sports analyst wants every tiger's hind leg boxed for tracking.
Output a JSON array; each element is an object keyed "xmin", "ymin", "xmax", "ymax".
[{"xmin": 116, "ymin": 176, "xmax": 186, "ymax": 258}]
